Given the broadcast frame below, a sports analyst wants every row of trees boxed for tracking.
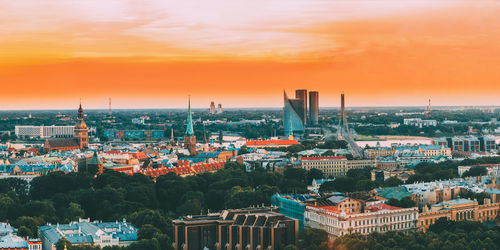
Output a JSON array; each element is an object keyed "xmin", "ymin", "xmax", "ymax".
[
  {"xmin": 319, "ymin": 168, "xmax": 403, "ymax": 193},
  {"xmin": 407, "ymin": 156, "xmax": 500, "ymax": 184},
  {"xmin": 0, "ymin": 162, "xmax": 325, "ymax": 250},
  {"xmin": 331, "ymin": 218, "xmax": 500, "ymax": 250}
]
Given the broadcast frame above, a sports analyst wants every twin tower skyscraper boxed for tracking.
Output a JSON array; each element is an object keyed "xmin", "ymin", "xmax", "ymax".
[{"xmin": 284, "ymin": 89, "xmax": 319, "ymax": 136}]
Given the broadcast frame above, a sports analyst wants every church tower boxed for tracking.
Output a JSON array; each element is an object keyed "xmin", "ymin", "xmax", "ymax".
[
  {"xmin": 184, "ymin": 96, "xmax": 197, "ymax": 155},
  {"xmin": 74, "ymin": 103, "xmax": 89, "ymax": 149}
]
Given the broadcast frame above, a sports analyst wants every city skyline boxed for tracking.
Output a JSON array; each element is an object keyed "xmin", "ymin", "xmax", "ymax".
[{"xmin": 1, "ymin": 0, "xmax": 500, "ymax": 109}]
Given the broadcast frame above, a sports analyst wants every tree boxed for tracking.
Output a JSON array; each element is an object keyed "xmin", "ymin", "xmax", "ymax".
[
  {"xmin": 218, "ymin": 130, "xmax": 223, "ymax": 144},
  {"xmin": 238, "ymin": 146, "xmax": 249, "ymax": 155},
  {"xmin": 284, "ymin": 244, "xmax": 298, "ymax": 250},
  {"xmin": 287, "ymin": 144, "xmax": 305, "ymax": 154},
  {"xmin": 55, "ymin": 238, "xmax": 72, "ymax": 250},
  {"xmin": 306, "ymin": 169, "xmax": 324, "ymax": 185},
  {"xmin": 386, "ymin": 196, "xmax": 416, "ymax": 208},
  {"xmin": 138, "ymin": 224, "xmax": 162, "ymax": 240},
  {"xmin": 127, "ymin": 239, "xmax": 160, "ymax": 250},
  {"xmin": 384, "ymin": 177, "xmax": 403, "ymax": 187},
  {"xmin": 462, "ymin": 166, "xmax": 487, "ymax": 177},
  {"xmin": 17, "ymin": 226, "xmax": 34, "ymax": 238},
  {"xmin": 0, "ymin": 193, "xmax": 14, "ymax": 220},
  {"xmin": 319, "ymin": 177, "xmax": 355, "ymax": 193},
  {"xmin": 128, "ymin": 209, "xmax": 171, "ymax": 235},
  {"xmin": 298, "ymin": 228, "xmax": 329, "ymax": 250}
]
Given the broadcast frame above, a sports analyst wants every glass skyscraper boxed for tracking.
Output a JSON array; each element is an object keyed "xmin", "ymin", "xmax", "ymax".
[{"xmin": 284, "ymin": 91, "xmax": 305, "ymax": 136}]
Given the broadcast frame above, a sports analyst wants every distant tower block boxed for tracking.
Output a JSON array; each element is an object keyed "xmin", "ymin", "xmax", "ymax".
[
  {"xmin": 295, "ymin": 89, "xmax": 307, "ymax": 125},
  {"xmin": 425, "ymin": 99, "xmax": 431, "ymax": 117},
  {"xmin": 108, "ymin": 98, "xmax": 112, "ymax": 117},
  {"xmin": 209, "ymin": 101, "xmax": 216, "ymax": 114},
  {"xmin": 309, "ymin": 91, "xmax": 319, "ymax": 126},
  {"xmin": 217, "ymin": 104, "xmax": 223, "ymax": 114}
]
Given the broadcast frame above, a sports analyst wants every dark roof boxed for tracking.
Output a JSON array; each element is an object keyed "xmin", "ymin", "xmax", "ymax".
[
  {"xmin": 45, "ymin": 138, "xmax": 80, "ymax": 148},
  {"xmin": 88, "ymin": 152, "xmax": 101, "ymax": 165}
]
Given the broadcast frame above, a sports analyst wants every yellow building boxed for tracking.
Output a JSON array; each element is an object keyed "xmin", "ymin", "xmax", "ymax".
[
  {"xmin": 365, "ymin": 148, "xmax": 395, "ymax": 159},
  {"xmin": 418, "ymin": 198, "xmax": 500, "ymax": 231}
]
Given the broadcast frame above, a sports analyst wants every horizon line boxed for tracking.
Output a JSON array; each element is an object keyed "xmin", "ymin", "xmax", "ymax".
[{"xmin": 0, "ymin": 104, "xmax": 499, "ymax": 112}]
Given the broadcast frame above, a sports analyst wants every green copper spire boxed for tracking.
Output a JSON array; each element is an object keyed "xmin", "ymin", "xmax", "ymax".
[{"xmin": 185, "ymin": 96, "xmax": 194, "ymax": 136}]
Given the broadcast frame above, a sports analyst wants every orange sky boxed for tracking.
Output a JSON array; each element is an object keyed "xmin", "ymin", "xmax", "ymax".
[{"xmin": 1, "ymin": 0, "xmax": 499, "ymax": 109}]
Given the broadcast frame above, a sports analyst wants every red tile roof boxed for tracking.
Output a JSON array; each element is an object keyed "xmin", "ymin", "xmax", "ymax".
[
  {"xmin": 366, "ymin": 203, "xmax": 402, "ymax": 212},
  {"xmin": 301, "ymin": 156, "xmax": 346, "ymax": 160},
  {"xmin": 138, "ymin": 161, "xmax": 226, "ymax": 178},
  {"xmin": 131, "ymin": 152, "xmax": 148, "ymax": 160},
  {"xmin": 309, "ymin": 205, "xmax": 340, "ymax": 214},
  {"xmin": 245, "ymin": 140, "xmax": 299, "ymax": 146}
]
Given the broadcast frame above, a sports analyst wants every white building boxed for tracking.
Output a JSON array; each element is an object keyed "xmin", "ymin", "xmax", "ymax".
[
  {"xmin": 305, "ymin": 203, "xmax": 418, "ymax": 238},
  {"xmin": 403, "ymin": 118, "xmax": 437, "ymax": 128},
  {"xmin": 38, "ymin": 218, "xmax": 137, "ymax": 250},
  {"xmin": 15, "ymin": 125, "xmax": 74, "ymax": 138},
  {"xmin": 301, "ymin": 156, "xmax": 375, "ymax": 176}
]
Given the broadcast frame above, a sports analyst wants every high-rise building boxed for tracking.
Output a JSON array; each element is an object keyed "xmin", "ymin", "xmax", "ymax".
[
  {"xmin": 284, "ymin": 91, "xmax": 306, "ymax": 136},
  {"xmin": 309, "ymin": 91, "xmax": 319, "ymax": 126},
  {"xmin": 209, "ymin": 101, "xmax": 216, "ymax": 114},
  {"xmin": 295, "ymin": 89, "xmax": 307, "ymax": 125},
  {"xmin": 216, "ymin": 103, "xmax": 223, "ymax": 114},
  {"xmin": 184, "ymin": 96, "xmax": 197, "ymax": 155}
]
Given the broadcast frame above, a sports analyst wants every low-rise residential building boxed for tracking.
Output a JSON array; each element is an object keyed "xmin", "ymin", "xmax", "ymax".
[
  {"xmin": 300, "ymin": 156, "xmax": 375, "ymax": 176},
  {"xmin": 371, "ymin": 169, "xmax": 414, "ymax": 182},
  {"xmin": 38, "ymin": 218, "xmax": 138, "ymax": 250},
  {"xmin": 372, "ymin": 187, "xmax": 414, "ymax": 202},
  {"xmin": 433, "ymin": 136, "xmax": 496, "ymax": 152},
  {"xmin": 365, "ymin": 147, "xmax": 394, "ymax": 158},
  {"xmin": 479, "ymin": 136, "xmax": 497, "ymax": 152},
  {"xmin": 403, "ymin": 118, "xmax": 437, "ymax": 128},
  {"xmin": 244, "ymin": 139, "xmax": 300, "ymax": 149},
  {"xmin": 0, "ymin": 222, "xmax": 41, "ymax": 250},
  {"xmin": 15, "ymin": 125, "xmax": 75, "ymax": 139}
]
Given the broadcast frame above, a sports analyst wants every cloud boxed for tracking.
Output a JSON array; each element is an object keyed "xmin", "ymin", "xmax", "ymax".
[{"xmin": 0, "ymin": 0, "xmax": 456, "ymax": 61}]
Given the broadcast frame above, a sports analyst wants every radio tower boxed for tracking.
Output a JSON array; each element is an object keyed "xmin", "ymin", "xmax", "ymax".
[
  {"xmin": 108, "ymin": 98, "xmax": 112, "ymax": 117},
  {"xmin": 425, "ymin": 99, "xmax": 431, "ymax": 117}
]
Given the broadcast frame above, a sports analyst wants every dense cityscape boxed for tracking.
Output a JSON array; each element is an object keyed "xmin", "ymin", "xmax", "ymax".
[
  {"xmin": 2, "ymin": 1, "xmax": 500, "ymax": 249},
  {"xmin": 0, "ymin": 90, "xmax": 499, "ymax": 250}
]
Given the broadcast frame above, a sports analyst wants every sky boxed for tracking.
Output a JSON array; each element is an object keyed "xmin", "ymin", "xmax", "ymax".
[{"xmin": 1, "ymin": 0, "xmax": 499, "ymax": 110}]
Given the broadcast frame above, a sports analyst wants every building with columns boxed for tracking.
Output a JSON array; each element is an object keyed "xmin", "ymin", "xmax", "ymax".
[
  {"xmin": 418, "ymin": 198, "xmax": 500, "ymax": 231},
  {"xmin": 305, "ymin": 202, "xmax": 418, "ymax": 239}
]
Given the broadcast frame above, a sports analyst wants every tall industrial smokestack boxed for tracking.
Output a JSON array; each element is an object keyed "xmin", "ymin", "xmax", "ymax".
[
  {"xmin": 341, "ymin": 93, "xmax": 345, "ymax": 118},
  {"xmin": 339, "ymin": 93, "xmax": 349, "ymax": 136}
]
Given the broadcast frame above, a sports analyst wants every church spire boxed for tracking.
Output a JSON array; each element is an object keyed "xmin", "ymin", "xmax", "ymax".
[{"xmin": 185, "ymin": 96, "xmax": 194, "ymax": 136}]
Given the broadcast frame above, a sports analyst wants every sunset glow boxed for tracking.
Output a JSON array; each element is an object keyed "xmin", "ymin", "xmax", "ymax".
[{"xmin": 1, "ymin": 0, "xmax": 499, "ymax": 109}]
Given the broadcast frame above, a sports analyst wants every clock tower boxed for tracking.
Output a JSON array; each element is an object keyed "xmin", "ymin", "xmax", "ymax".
[{"xmin": 74, "ymin": 103, "xmax": 89, "ymax": 149}]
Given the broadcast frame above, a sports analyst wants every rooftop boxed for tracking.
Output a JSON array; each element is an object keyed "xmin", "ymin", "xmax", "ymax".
[
  {"xmin": 245, "ymin": 140, "xmax": 299, "ymax": 146},
  {"xmin": 301, "ymin": 156, "xmax": 346, "ymax": 161}
]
